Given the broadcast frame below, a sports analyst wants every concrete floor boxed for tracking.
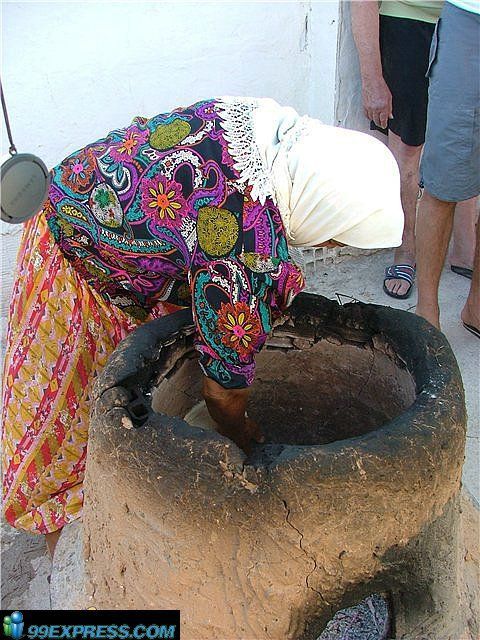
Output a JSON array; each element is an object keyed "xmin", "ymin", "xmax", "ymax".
[{"xmin": 1, "ymin": 247, "xmax": 478, "ymax": 612}]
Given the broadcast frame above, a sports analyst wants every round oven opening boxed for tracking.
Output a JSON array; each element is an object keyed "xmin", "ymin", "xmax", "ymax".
[{"xmin": 151, "ymin": 335, "xmax": 416, "ymax": 448}]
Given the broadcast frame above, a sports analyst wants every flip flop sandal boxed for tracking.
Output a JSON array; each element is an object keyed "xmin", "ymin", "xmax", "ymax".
[
  {"xmin": 463, "ymin": 322, "xmax": 480, "ymax": 339},
  {"xmin": 451, "ymin": 265, "xmax": 473, "ymax": 279},
  {"xmin": 383, "ymin": 264, "xmax": 416, "ymax": 300}
]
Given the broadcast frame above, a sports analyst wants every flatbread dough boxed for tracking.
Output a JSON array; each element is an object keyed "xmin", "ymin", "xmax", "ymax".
[{"xmin": 183, "ymin": 401, "xmax": 219, "ymax": 432}]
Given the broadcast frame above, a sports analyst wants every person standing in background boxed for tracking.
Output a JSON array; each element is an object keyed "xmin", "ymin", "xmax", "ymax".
[
  {"xmin": 415, "ymin": 0, "xmax": 480, "ymax": 334},
  {"xmin": 351, "ymin": 0, "xmax": 478, "ymax": 299}
]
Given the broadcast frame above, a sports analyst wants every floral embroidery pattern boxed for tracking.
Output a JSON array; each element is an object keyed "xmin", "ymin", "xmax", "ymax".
[
  {"xmin": 59, "ymin": 150, "xmax": 96, "ymax": 193},
  {"xmin": 149, "ymin": 118, "xmax": 191, "ymax": 151},
  {"xmin": 110, "ymin": 127, "xmax": 149, "ymax": 164},
  {"xmin": 140, "ymin": 176, "xmax": 186, "ymax": 224},
  {"xmin": 94, "ymin": 188, "xmax": 114, "ymax": 208},
  {"xmin": 45, "ymin": 100, "xmax": 304, "ymax": 388},
  {"xmin": 90, "ymin": 183, "xmax": 124, "ymax": 228},
  {"xmin": 197, "ymin": 206, "xmax": 239, "ymax": 257},
  {"xmin": 217, "ymin": 301, "xmax": 262, "ymax": 359}
]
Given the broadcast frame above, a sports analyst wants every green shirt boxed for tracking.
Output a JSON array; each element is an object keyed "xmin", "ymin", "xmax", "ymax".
[{"xmin": 379, "ymin": 0, "xmax": 444, "ymax": 23}]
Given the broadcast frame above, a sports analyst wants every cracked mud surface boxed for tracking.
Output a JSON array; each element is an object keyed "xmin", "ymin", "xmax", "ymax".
[{"xmin": 81, "ymin": 298, "xmax": 469, "ymax": 638}]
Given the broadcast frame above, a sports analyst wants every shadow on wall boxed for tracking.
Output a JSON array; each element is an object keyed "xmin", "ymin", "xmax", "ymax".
[{"xmin": 335, "ymin": 0, "xmax": 372, "ymax": 134}]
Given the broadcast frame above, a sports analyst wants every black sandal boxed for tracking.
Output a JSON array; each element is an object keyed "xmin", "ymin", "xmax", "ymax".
[
  {"xmin": 451, "ymin": 265, "xmax": 473, "ymax": 280},
  {"xmin": 463, "ymin": 322, "xmax": 480, "ymax": 339},
  {"xmin": 383, "ymin": 264, "xmax": 416, "ymax": 300}
]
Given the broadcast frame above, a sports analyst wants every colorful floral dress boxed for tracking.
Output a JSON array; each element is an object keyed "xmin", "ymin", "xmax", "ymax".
[
  {"xmin": 43, "ymin": 98, "xmax": 305, "ymax": 388},
  {"xmin": 2, "ymin": 98, "xmax": 305, "ymax": 534}
]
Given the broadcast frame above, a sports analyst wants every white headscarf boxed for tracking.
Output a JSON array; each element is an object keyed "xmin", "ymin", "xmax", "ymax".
[{"xmin": 217, "ymin": 97, "xmax": 404, "ymax": 249}]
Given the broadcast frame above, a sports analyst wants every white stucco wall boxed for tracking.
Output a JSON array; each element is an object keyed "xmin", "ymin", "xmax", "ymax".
[
  {"xmin": 335, "ymin": 0, "xmax": 371, "ymax": 133},
  {"xmin": 305, "ymin": 0, "xmax": 340, "ymax": 123},
  {"xmin": 0, "ymin": 0, "xmax": 340, "ymax": 351}
]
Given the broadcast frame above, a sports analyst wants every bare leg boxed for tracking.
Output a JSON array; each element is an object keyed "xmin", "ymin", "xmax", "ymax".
[
  {"xmin": 450, "ymin": 197, "xmax": 479, "ymax": 270},
  {"xmin": 461, "ymin": 216, "xmax": 480, "ymax": 333},
  {"xmin": 385, "ymin": 131, "xmax": 422, "ymax": 296},
  {"xmin": 45, "ymin": 529, "xmax": 62, "ymax": 558},
  {"xmin": 415, "ymin": 189, "xmax": 456, "ymax": 329}
]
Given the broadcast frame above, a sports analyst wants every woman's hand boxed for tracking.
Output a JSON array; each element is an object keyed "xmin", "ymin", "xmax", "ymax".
[
  {"xmin": 245, "ymin": 416, "xmax": 265, "ymax": 445},
  {"xmin": 202, "ymin": 376, "xmax": 265, "ymax": 454},
  {"xmin": 235, "ymin": 416, "xmax": 265, "ymax": 455},
  {"xmin": 216, "ymin": 415, "xmax": 264, "ymax": 455}
]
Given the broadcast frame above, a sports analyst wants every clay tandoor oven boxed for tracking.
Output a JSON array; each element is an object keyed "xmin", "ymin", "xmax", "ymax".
[{"xmin": 84, "ymin": 293, "xmax": 466, "ymax": 640}]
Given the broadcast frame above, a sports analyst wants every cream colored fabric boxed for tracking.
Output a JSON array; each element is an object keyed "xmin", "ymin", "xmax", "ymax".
[
  {"xmin": 184, "ymin": 401, "xmax": 219, "ymax": 431},
  {"xmin": 254, "ymin": 98, "xmax": 404, "ymax": 249},
  {"xmin": 184, "ymin": 401, "xmax": 249, "ymax": 433},
  {"xmin": 217, "ymin": 97, "xmax": 404, "ymax": 250}
]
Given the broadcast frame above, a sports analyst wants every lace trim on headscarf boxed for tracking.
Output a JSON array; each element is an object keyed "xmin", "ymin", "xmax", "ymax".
[
  {"xmin": 216, "ymin": 97, "xmax": 310, "ymax": 257},
  {"xmin": 216, "ymin": 97, "xmax": 277, "ymax": 205}
]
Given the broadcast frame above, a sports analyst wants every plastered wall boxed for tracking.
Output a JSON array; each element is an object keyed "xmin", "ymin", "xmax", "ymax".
[{"xmin": 1, "ymin": 0, "xmax": 342, "ymax": 353}]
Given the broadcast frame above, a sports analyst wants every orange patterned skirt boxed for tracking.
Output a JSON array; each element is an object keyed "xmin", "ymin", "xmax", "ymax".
[{"xmin": 1, "ymin": 210, "xmax": 179, "ymax": 534}]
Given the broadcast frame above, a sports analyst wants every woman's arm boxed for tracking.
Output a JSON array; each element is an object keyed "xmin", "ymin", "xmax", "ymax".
[
  {"xmin": 203, "ymin": 376, "xmax": 264, "ymax": 453},
  {"xmin": 350, "ymin": 0, "xmax": 393, "ymax": 128}
]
